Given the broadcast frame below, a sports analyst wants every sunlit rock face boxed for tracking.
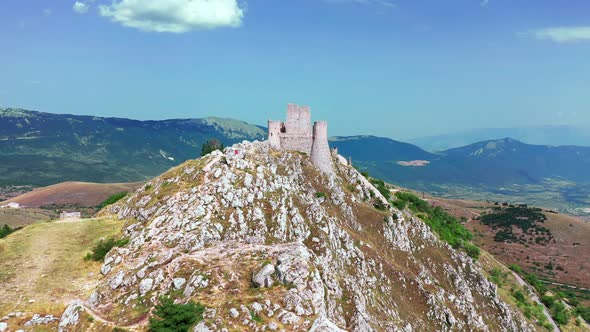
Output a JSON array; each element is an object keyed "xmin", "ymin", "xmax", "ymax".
[{"xmin": 91, "ymin": 140, "xmax": 535, "ymax": 331}]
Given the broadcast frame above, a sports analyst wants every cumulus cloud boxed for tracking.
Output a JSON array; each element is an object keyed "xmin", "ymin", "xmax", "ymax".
[
  {"xmin": 98, "ymin": 0, "xmax": 244, "ymax": 33},
  {"xmin": 73, "ymin": 1, "xmax": 90, "ymax": 14},
  {"xmin": 532, "ymin": 26, "xmax": 590, "ymax": 43}
]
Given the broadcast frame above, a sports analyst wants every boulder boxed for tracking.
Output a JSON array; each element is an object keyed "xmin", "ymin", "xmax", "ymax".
[
  {"xmin": 251, "ymin": 263, "xmax": 275, "ymax": 288},
  {"xmin": 58, "ymin": 300, "xmax": 84, "ymax": 332},
  {"xmin": 173, "ymin": 277, "xmax": 186, "ymax": 290},
  {"xmin": 139, "ymin": 278, "xmax": 154, "ymax": 295}
]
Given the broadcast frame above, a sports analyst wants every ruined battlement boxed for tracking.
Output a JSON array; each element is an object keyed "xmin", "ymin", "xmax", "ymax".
[{"xmin": 268, "ymin": 104, "xmax": 334, "ymax": 174}]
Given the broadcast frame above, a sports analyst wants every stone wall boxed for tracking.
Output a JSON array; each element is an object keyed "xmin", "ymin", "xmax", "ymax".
[
  {"xmin": 310, "ymin": 121, "xmax": 335, "ymax": 174},
  {"xmin": 285, "ymin": 104, "xmax": 311, "ymax": 136},
  {"xmin": 268, "ymin": 120, "xmax": 282, "ymax": 150},
  {"xmin": 279, "ymin": 104, "xmax": 313, "ymax": 154},
  {"xmin": 267, "ymin": 104, "xmax": 334, "ymax": 174}
]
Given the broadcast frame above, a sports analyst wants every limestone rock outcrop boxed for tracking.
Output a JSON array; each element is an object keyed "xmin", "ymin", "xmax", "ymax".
[{"xmin": 79, "ymin": 139, "xmax": 538, "ymax": 331}]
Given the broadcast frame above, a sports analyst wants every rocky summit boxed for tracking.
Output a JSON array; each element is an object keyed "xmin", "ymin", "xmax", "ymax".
[{"xmin": 88, "ymin": 140, "xmax": 533, "ymax": 331}]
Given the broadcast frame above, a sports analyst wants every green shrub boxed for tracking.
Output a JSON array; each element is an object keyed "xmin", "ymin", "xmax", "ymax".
[
  {"xmin": 391, "ymin": 199, "xmax": 406, "ymax": 211},
  {"xmin": 508, "ymin": 263, "xmax": 523, "ymax": 274},
  {"xmin": 369, "ymin": 178, "xmax": 390, "ymax": 200},
  {"xmin": 552, "ymin": 301, "xmax": 570, "ymax": 325},
  {"xmin": 98, "ymin": 192, "xmax": 128, "ymax": 209},
  {"xmin": 149, "ymin": 296, "xmax": 205, "ymax": 332},
  {"xmin": 85, "ymin": 237, "xmax": 130, "ymax": 261},
  {"xmin": 513, "ymin": 289, "xmax": 526, "ymax": 303},
  {"xmin": 315, "ymin": 192, "xmax": 327, "ymax": 199},
  {"xmin": 524, "ymin": 273, "xmax": 547, "ymax": 294},
  {"xmin": 575, "ymin": 305, "xmax": 590, "ymax": 323},
  {"xmin": 0, "ymin": 224, "xmax": 15, "ymax": 239},
  {"xmin": 373, "ymin": 200, "xmax": 387, "ymax": 211},
  {"xmin": 463, "ymin": 243, "xmax": 480, "ymax": 260},
  {"xmin": 201, "ymin": 138, "xmax": 224, "ymax": 157}
]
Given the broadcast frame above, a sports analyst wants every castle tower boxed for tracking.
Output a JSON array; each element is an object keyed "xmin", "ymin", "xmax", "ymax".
[
  {"xmin": 280, "ymin": 104, "xmax": 313, "ymax": 154},
  {"xmin": 310, "ymin": 121, "xmax": 335, "ymax": 174},
  {"xmin": 268, "ymin": 120, "xmax": 282, "ymax": 150}
]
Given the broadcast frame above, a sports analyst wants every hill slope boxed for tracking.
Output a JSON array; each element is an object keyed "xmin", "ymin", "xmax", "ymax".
[
  {"xmin": 3, "ymin": 181, "xmax": 143, "ymax": 208},
  {"xmin": 78, "ymin": 140, "xmax": 538, "ymax": 331},
  {"xmin": 0, "ymin": 108, "xmax": 265, "ymax": 187}
]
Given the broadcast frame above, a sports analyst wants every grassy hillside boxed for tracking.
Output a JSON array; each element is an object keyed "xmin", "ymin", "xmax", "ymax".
[
  {"xmin": 0, "ymin": 218, "xmax": 124, "ymax": 318},
  {"xmin": 0, "ymin": 108, "xmax": 265, "ymax": 187}
]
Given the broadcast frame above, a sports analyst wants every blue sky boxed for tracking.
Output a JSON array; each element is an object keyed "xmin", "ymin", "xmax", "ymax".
[{"xmin": 1, "ymin": 0, "xmax": 589, "ymax": 139}]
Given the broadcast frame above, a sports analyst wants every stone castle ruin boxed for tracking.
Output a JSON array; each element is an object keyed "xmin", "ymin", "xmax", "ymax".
[{"xmin": 268, "ymin": 104, "xmax": 334, "ymax": 174}]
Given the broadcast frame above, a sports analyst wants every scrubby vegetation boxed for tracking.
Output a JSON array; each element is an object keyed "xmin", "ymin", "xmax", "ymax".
[
  {"xmin": 315, "ymin": 192, "xmax": 327, "ymax": 199},
  {"xmin": 487, "ymin": 265, "xmax": 553, "ymax": 329},
  {"xmin": 508, "ymin": 264, "xmax": 588, "ymax": 326},
  {"xmin": 478, "ymin": 205, "xmax": 553, "ymax": 245},
  {"xmin": 98, "ymin": 192, "xmax": 128, "ymax": 209},
  {"xmin": 201, "ymin": 138, "xmax": 224, "ymax": 157},
  {"xmin": 369, "ymin": 178, "xmax": 391, "ymax": 200},
  {"xmin": 392, "ymin": 191, "xmax": 479, "ymax": 259},
  {"xmin": 85, "ymin": 237, "xmax": 130, "ymax": 261},
  {"xmin": 148, "ymin": 296, "xmax": 205, "ymax": 332},
  {"xmin": 541, "ymin": 295, "xmax": 571, "ymax": 325},
  {"xmin": 0, "ymin": 224, "xmax": 16, "ymax": 238}
]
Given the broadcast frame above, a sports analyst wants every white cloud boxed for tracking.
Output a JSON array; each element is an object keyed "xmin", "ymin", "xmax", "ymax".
[
  {"xmin": 98, "ymin": 0, "xmax": 244, "ymax": 33},
  {"xmin": 43, "ymin": 8, "xmax": 53, "ymax": 16},
  {"xmin": 73, "ymin": 1, "xmax": 90, "ymax": 14},
  {"xmin": 531, "ymin": 26, "xmax": 590, "ymax": 43}
]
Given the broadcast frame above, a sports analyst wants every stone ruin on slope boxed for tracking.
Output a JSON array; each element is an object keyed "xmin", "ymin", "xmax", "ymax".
[{"xmin": 268, "ymin": 104, "xmax": 335, "ymax": 174}]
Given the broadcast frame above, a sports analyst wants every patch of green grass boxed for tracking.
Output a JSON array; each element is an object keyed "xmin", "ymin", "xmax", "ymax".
[
  {"xmin": 98, "ymin": 192, "xmax": 128, "ymax": 209},
  {"xmin": 250, "ymin": 309, "xmax": 263, "ymax": 323},
  {"xmin": 149, "ymin": 296, "xmax": 206, "ymax": 332},
  {"xmin": 315, "ymin": 192, "xmax": 327, "ymax": 199}
]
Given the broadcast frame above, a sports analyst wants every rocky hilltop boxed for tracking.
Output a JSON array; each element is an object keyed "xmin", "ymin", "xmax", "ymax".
[{"xmin": 82, "ymin": 139, "xmax": 537, "ymax": 331}]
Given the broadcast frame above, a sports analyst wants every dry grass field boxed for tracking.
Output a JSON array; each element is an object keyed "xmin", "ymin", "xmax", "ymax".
[
  {"xmin": 0, "ymin": 218, "xmax": 124, "ymax": 321},
  {"xmin": 0, "ymin": 208, "xmax": 56, "ymax": 228},
  {"xmin": 3, "ymin": 181, "xmax": 143, "ymax": 208}
]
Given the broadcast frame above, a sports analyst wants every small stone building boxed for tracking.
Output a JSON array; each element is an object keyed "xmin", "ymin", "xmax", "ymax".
[
  {"xmin": 268, "ymin": 104, "xmax": 334, "ymax": 174},
  {"xmin": 60, "ymin": 211, "xmax": 81, "ymax": 219}
]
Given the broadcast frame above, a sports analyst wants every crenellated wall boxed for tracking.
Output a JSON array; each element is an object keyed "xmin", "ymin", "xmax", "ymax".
[{"xmin": 268, "ymin": 104, "xmax": 334, "ymax": 174}]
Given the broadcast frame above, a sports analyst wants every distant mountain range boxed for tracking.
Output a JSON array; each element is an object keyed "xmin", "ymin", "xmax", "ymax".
[
  {"xmin": 1, "ymin": 108, "xmax": 589, "ymax": 215},
  {"xmin": 408, "ymin": 125, "xmax": 590, "ymax": 151},
  {"xmin": 0, "ymin": 108, "xmax": 265, "ymax": 186},
  {"xmin": 332, "ymin": 136, "xmax": 590, "ymax": 215}
]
